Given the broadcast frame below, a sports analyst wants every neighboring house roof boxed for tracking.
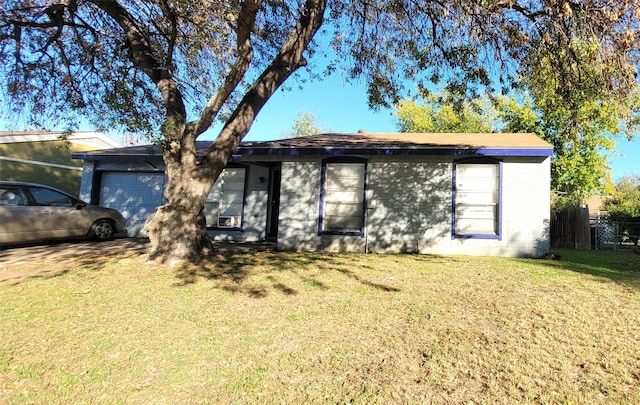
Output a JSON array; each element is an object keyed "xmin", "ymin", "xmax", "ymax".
[
  {"xmin": 72, "ymin": 132, "xmax": 553, "ymax": 161},
  {"xmin": 0, "ymin": 130, "xmax": 122, "ymax": 195},
  {"xmin": 585, "ymin": 195, "xmax": 608, "ymax": 216},
  {"xmin": 0, "ymin": 130, "xmax": 122, "ymax": 149}
]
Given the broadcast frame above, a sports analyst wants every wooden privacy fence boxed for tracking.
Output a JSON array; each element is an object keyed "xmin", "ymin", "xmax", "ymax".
[{"xmin": 551, "ymin": 206, "xmax": 591, "ymax": 250}]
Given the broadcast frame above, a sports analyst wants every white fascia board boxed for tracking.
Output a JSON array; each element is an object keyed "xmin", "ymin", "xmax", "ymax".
[{"xmin": 0, "ymin": 131, "xmax": 122, "ymax": 149}]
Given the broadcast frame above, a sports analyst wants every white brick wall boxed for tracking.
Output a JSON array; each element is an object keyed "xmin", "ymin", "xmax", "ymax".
[
  {"xmin": 78, "ymin": 161, "xmax": 96, "ymax": 203},
  {"xmin": 367, "ymin": 160, "xmax": 452, "ymax": 253},
  {"xmin": 499, "ymin": 157, "xmax": 551, "ymax": 256},
  {"xmin": 78, "ymin": 153, "xmax": 551, "ymax": 257},
  {"xmin": 275, "ymin": 156, "xmax": 551, "ymax": 257},
  {"xmin": 277, "ymin": 161, "xmax": 322, "ymax": 251}
]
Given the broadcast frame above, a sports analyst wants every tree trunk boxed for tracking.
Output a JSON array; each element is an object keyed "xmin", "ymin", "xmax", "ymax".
[
  {"xmin": 145, "ymin": 201, "xmax": 213, "ymax": 264},
  {"xmin": 143, "ymin": 0, "xmax": 327, "ymax": 264},
  {"xmin": 144, "ymin": 137, "xmax": 224, "ymax": 264}
]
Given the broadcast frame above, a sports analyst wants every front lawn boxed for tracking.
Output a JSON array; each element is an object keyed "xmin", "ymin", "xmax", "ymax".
[{"xmin": 1, "ymin": 248, "xmax": 639, "ymax": 403}]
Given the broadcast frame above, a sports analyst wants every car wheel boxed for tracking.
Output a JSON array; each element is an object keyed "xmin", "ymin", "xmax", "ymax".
[{"xmin": 91, "ymin": 219, "xmax": 115, "ymax": 241}]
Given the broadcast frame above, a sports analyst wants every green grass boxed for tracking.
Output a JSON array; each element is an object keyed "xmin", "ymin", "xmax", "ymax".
[{"xmin": 1, "ymin": 249, "xmax": 639, "ymax": 403}]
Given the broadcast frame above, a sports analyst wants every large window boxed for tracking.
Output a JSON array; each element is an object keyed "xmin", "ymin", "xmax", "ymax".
[
  {"xmin": 205, "ymin": 167, "xmax": 246, "ymax": 229},
  {"xmin": 319, "ymin": 158, "xmax": 366, "ymax": 235},
  {"xmin": 453, "ymin": 160, "xmax": 501, "ymax": 239}
]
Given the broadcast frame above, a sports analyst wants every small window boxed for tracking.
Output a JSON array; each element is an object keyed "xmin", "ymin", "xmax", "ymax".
[
  {"xmin": 205, "ymin": 167, "xmax": 246, "ymax": 228},
  {"xmin": 30, "ymin": 186, "xmax": 75, "ymax": 207},
  {"xmin": 319, "ymin": 158, "xmax": 366, "ymax": 236},
  {"xmin": 453, "ymin": 160, "xmax": 501, "ymax": 239}
]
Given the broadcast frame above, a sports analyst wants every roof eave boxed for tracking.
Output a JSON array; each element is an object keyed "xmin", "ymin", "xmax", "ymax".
[
  {"xmin": 71, "ymin": 145, "xmax": 553, "ymax": 161},
  {"xmin": 237, "ymin": 146, "xmax": 553, "ymax": 157}
]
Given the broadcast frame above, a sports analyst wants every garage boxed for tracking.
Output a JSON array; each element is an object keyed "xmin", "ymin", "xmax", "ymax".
[{"xmin": 98, "ymin": 172, "xmax": 165, "ymax": 236}]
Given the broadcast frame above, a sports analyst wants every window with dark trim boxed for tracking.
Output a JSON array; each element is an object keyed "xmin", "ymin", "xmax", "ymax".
[
  {"xmin": 453, "ymin": 159, "xmax": 502, "ymax": 239},
  {"xmin": 205, "ymin": 167, "xmax": 247, "ymax": 229},
  {"xmin": 319, "ymin": 157, "xmax": 366, "ymax": 236}
]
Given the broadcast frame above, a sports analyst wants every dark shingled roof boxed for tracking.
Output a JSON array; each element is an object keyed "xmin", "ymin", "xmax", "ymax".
[
  {"xmin": 72, "ymin": 132, "xmax": 553, "ymax": 160},
  {"xmin": 240, "ymin": 132, "xmax": 552, "ymax": 149}
]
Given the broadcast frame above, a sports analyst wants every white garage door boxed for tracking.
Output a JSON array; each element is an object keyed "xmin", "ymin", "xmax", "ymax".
[{"xmin": 99, "ymin": 172, "xmax": 165, "ymax": 237}]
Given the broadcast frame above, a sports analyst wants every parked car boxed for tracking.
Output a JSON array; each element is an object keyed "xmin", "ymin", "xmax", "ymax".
[{"xmin": 0, "ymin": 181, "xmax": 126, "ymax": 245}]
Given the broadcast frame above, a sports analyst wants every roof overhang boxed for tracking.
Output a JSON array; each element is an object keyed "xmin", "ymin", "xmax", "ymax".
[
  {"xmin": 1, "ymin": 130, "xmax": 122, "ymax": 149},
  {"xmin": 236, "ymin": 146, "xmax": 553, "ymax": 157},
  {"xmin": 72, "ymin": 132, "xmax": 554, "ymax": 161}
]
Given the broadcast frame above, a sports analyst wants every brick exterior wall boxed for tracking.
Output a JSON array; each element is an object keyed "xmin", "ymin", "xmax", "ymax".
[
  {"xmin": 77, "ymin": 152, "xmax": 551, "ymax": 257},
  {"xmin": 276, "ymin": 156, "xmax": 551, "ymax": 257}
]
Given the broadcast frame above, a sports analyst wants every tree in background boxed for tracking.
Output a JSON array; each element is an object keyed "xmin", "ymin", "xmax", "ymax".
[
  {"xmin": 496, "ymin": 95, "xmax": 619, "ymax": 208},
  {"xmin": 498, "ymin": 35, "xmax": 640, "ymax": 207},
  {"xmin": 396, "ymin": 84, "xmax": 638, "ymax": 207},
  {"xmin": 605, "ymin": 175, "xmax": 640, "ymax": 222},
  {"xmin": 2, "ymin": 1, "xmax": 639, "ymax": 263},
  {"xmin": 495, "ymin": 78, "xmax": 638, "ymax": 207},
  {"xmin": 395, "ymin": 92, "xmax": 493, "ymax": 133},
  {"xmin": 287, "ymin": 110, "xmax": 322, "ymax": 138}
]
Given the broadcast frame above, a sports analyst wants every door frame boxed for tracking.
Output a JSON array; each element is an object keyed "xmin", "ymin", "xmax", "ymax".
[{"xmin": 266, "ymin": 164, "xmax": 281, "ymax": 241}]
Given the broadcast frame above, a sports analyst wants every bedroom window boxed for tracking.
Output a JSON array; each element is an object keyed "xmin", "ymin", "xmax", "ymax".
[
  {"xmin": 453, "ymin": 160, "xmax": 501, "ymax": 239},
  {"xmin": 319, "ymin": 158, "xmax": 366, "ymax": 236},
  {"xmin": 205, "ymin": 167, "xmax": 246, "ymax": 229}
]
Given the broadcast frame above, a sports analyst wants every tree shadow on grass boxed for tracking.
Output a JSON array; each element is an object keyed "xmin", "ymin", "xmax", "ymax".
[
  {"xmin": 544, "ymin": 248, "xmax": 640, "ymax": 289},
  {"xmin": 334, "ymin": 267, "xmax": 400, "ymax": 292},
  {"xmin": 0, "ymin": 238, "xmax": 150, "ymax": 285},
  {"xmin": 0, "ymin": 254, "xmax": 137, "ymax": 285},
  {"xmin": 1, "ymin": 268, "xmax": 71, "ymax": 285},
  {"xmin": 173, "ymin": 250, "xmax": 401, "ymax": 296}
]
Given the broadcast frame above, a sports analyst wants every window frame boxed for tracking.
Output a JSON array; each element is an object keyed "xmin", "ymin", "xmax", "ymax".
[
  {"xmin": 318, "ymin": 157, "xmax": 367, "ymax": 237},
  {"xmin": 452, "ymin": 158, "xmax": 503, "ymax": 240},
  {"xmin": 205, "ymin": 165, "xmax": 248, "ymax": 230}
]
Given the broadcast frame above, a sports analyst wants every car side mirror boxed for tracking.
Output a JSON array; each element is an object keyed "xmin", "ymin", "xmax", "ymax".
[{"xmin": 75, "ymin": 201, "xmax": 85, "ymax": 210}]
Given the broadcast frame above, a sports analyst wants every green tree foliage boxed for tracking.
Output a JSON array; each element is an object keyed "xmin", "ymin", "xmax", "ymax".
[
  {"xmin": 397, "ymin": 81, "xmax": 639, "ymax": 207},
  {"xmin": 605, "ymin": 175, "xmax": 640, "ymax": 221},
  {"xmin": 495, "ymin": 92, "xmax": 618, "ymax": 207},
  {"xmin": 510, "ymin": 36, "xmax": 640, "ymax": 206},
  {"xmin": 2, "ymin": 1, "xmax": 639, "ymax": 261},
  {"xmin": 287, "ymin": 110, "xmax": 322, "ymax": 138},
  {"xmin": 395, "ymin": 93, "xmax": 493, "ymax": 133},
  {"xmin": 496, "ymin": 65, "xmax": 639, "ymax": 208}
]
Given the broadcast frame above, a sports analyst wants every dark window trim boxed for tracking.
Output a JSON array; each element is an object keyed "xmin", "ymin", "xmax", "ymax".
[
  {"xmin": 452, "ymin": 158, "xmax": 503, "ymax": 240},
  {"xmin": 318, "ymin": 157, "xmax": 367, "ymax": 237}
]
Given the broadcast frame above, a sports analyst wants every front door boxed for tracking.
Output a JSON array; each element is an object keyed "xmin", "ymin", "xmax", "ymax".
[{"xmin": 267, "ymin": 166, "xmax": 281, "ymax": 240}]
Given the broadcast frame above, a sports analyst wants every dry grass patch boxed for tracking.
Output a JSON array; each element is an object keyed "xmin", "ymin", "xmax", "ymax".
[{"xmin": 1, "ymin": 248, "xmax": 639, "ymax": 403}]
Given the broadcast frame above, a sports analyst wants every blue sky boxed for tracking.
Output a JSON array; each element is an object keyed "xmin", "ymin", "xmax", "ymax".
[
  {"xmin": 2, "ymin": 70, "xmax": 637, "ymax": 181},
  {"xmin": 609, "ymin": 137, "xmax": 639, "ymax": 181},
  {"xmin": 201, "ymin": 76, "xmax": 397, "ymax": 140},
  {"xmin": 199, "ymin": 74, "xmax": 639, "ymax": 182}
]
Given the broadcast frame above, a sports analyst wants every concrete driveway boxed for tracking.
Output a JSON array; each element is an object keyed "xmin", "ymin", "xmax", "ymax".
[
  {"xmin": 0, "ymin": 237, "xmax": 275, "ymax": 284},
  {"xmin": 0, "ymin": 237, "xmax": 151, "ymax": 266},
  {"xmin": 0, "ymin": 238, "xmax": 150, "ymax": 284}
]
